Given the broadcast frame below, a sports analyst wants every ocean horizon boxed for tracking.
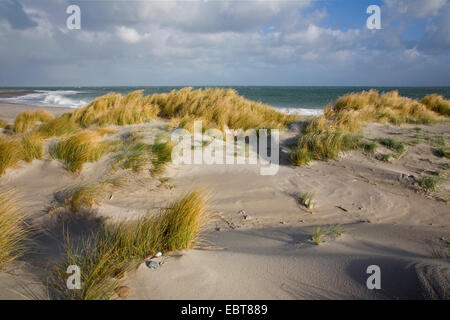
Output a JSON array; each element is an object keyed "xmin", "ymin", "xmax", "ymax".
[{"xmin": 1, "ymin": 86, "xmax": 450, "ymax": 116}]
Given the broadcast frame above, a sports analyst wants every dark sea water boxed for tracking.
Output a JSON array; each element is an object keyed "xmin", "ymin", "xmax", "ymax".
[{"xmin": 1, "ymin": 86, "xmax": 449, "ymax": 116}]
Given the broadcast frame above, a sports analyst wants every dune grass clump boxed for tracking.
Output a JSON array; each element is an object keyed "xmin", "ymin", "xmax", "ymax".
[
  {"xmin": 50, "ymin": 130, "xmax": 116, "ymax": 173},
  {"xmin": 421, "ymin": 94, "xmax": 450, "ymax": 116},
  {"xmin": 377, "ymin": 137, "xmax": 405, "ymax": 154},
  {"xmin": 69, "ymin": 88, "xmax": 297, "ymax": 131},
  {"xmin": 0, "ymin": 190, "xmax": 30, "ymax": 271},
  {"xmin": 0, "ymin": 137, "xmax": 23, "ymax": 176},
  {"xmin": 114, "ymin": 133, "xmax": 173, "ymax": 175},
  {"xmin": 48, "ymin": 190, "xmax": 208, "ymax": 300},
  {"xmin": 147, "ymin": 87, "xmax": 298, "ymax": 131},
  {"xmin": 38, "ymin": 113, "xmax": 80, "ymax": 137},
  {"xmin": 71, "ymin": 90, "xmax": 159, "ymax": 128},
  {"xmin": 298, "ymin": 191, "xmax": 315, "ymax": 210},
  {"xmin": 22, "ymin": 131, "xmax": 44, "ymax": 162},
  {"xmin": 311, "ymin": 225, "xmax": 345, "ymax": 245},
  {"xmin": 418, "ymin": 175, "xmax": 439, "ymax": 193},
  {"xmin": 0, "ymin": 119, "xmax": 8, "ymax": 128},
  {"xmin": 333, "ymin": 90, "xmax": 443, "ymax": 125},
  {"xmin": 14, "ymin": 109, "xmax": 54, "ymax": 133},
  {"xmin": 290, "ymin": 127, "xmax": 362, "ymax": 166},
  {"xmin": 64, "ymin": 178, "xmax": 123, "ymax": 213},
  {"xmin": 290, "ymin": 90, "xmax": 448, "ymax": 166}
]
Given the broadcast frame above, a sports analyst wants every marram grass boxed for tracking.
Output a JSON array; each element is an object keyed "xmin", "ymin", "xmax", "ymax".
[
  {"xmin": 14, "ymin": 109, "xmax": 54, "ymax": 133},
  {"xmin": 47, "ymin": 189, "xmax": 209, "ymax": 300},
  {"xmin": 22, "ymin": 131, "xmax": 44, "ymax": 162},
  {"xmin": 0, "ymin": 136, "xmax": 23, "ymax": 175},
  {"xmin": 50, "ymin": 130, "xmax": 116, "ymax": 173},
  {"xmin": 0, "ymin": 190, "xmax": 30, "ymax": 271},
  {"xmin": 291, "ymin": 90, "xmax": 449, "ymax": 166}
]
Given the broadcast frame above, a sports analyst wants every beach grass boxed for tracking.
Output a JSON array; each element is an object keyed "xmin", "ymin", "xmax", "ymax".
[
  {"xmin": 421, "ymin": 94, "xmax": 450, "ymax": 116},
  {"xmin": 64, "ymin": 178, "xmax": 122, "ymax": 213},
  {"xmin": 377, "ymin": 137, "xmax": 405, "ymax": 154},
  {"xmin": 14, "ymin": 109, "xmax": 54, "ymax": 133},
  {"xmin": 0, "ymin": 119, "xmax": 8, "ymax": 128},
  {"xmin": 49, "ymin": 130, "xmax": 116, "ymax": 173},
  {"xmin": 418, "ymin": 175, "xmax": 439, "ymax": 193},
  {"xmin": 298, "ymin": 191, "xmax": 315, "ymax": 209},
  {"xmin": 38, "ymin": 113, "xmax": 80, "ymax": 137},
  {"xmin": 47, "ymin": 189, "xmax": 208, "ymax": 300},
  {"xmin": 70, "ymin": 88, "xmax": 297, "ymax": 131},
  {"xmin": 71, "ymin": 90, "xmax": 160, "ymax": 128},
  {"xmin": 311, "ymin": 225, "xmax": 345, "ymax": 245},
  {"xmin": 22, "ymin": 131, "xmax": 44, "ymax": 162},
  {"xmin": 290, "ymin": 90, "xmax": 449, "ymax": 166},
  {"xmin": 0, "ymin": 190, "xmax": 30, "ymax": 271},
  {"xmin": 0, "ymin": 137, "xmax": 23, "ymax": 175}
]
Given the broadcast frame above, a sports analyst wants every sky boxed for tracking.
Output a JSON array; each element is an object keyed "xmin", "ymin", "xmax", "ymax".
[{"xmin": 0, "ymin": 0, "xmax": 449, "ymax": 87}]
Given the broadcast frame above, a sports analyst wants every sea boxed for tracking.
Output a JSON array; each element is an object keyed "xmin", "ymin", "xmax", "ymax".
[{"xmin": 1, "ymin": 86, "xmax": 449, "ymax": 116}]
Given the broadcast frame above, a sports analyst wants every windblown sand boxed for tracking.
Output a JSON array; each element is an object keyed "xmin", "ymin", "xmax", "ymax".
[{"xmin": 0, "ymin": 103, "xmax": 449, "ymax": 300}]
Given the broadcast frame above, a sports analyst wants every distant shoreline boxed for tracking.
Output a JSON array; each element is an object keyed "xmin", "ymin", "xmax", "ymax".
[
  {"xmin": 0, "ymin": 89, "xmax": 36, "ymax": 98},
  {"xmin": 0, "ymin": 102, "xmax": 73, "ymax": 123}
]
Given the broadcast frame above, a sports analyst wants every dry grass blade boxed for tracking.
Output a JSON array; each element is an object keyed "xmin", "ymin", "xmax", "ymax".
[{"xmin": 0, "ymin": 190, "xmax": 31, "ymax": 271}]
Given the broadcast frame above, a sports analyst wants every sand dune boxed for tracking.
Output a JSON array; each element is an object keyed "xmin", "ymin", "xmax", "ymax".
[{"xmin": 0, "ymin": 101, "xmax": 449, "ymax": 300}]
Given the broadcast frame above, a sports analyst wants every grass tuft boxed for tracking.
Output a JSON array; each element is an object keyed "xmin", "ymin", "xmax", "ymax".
[
  {"xmin": 290, "ymin": 90, "xmax": 449, "ymax": 166},
  {"xmin": 418, "ymin": 176, "xmax": 439, "ymax": 193},
  {"xmin": 377, "ymin": 137, "xmax": 405, "ymax": 153},
  {"xmin": 421, "ymin": 94, "xmax": 450, "ymax": 116},
  {"xmin": 22, "ymin": 131, "xmax": 44, "ymax": 162},
  {"xmin": 50, "ymin": 130, "xmax": 115, "ymax": 173},
  {"xmin": 47, "ymin": 189, "xmax": 208, "ymax": 300},
  {"xmin": 14, "ymin": 109, "xmax": 54, "ymax": 133},
  {"xmin": 311, "ymin": 225, "xmax": 345, "ymax": 245},
  {"xmin": 0, "ymin": 137, "xmax": 23, "ymax": 175},
  {"xmin": 298, "ymin": 191, "xmax": 315, "ymax": 209},
  {"xmin": 0, "ymin": 190, "xmax": 30, "ymax": 271}
]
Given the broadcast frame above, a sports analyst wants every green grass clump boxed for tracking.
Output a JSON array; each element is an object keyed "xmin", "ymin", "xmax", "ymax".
[
  {"xmin": 421, "ymin": 94, "xmax": 450, "ymax": 116},
  {"xmin": 377, "ymin": 137, "xmax": 405, "ymax": 153},
  {"xmin": 0, "ymin": 119, "xmax": 8, "ymax": 128},
  {"xmin": 311, "ymin": 225, "xmax": 345, "ymax": 245},
  {"xmin": 360, "ymin": 140, "xmax": 378, "ymax": 153},
  {"xmin": 378, "ymin": 153, "xmax": 393, "ymax": 162},
  {"xmin": 114, "ymin": 141, "xmax": 153, "ymax": 173},
  {"xmin": 290, "ymin": 129, "xmax": 362, "ymax": 166},
  {"xmin": 22, "ymin": 131, "xmax": 44, "ymax": 162},
  {"xmin": 14, "ymin": 109, "xmax": 54, "ymax": 133},
  {"xmin": 0, "ymin": 190, "xmax": 30, "ymax": 271},
  {"xmin": 50, "ymin": 130, "xmax": 114, "ymax": 173},
  {"xmin": 298, "ymin": 191, "xmax": 315, "ymax": 209},
  {"xmin": 418, "ymin": 176, "xmax": 439, "ymax": 192},
  {"xmin": 48, "ymin": 190, "xmax": 208, "ymax": 300},
  {"xmin": 0, "ymin": 137, "xmax": 23, "ymax": 176}
]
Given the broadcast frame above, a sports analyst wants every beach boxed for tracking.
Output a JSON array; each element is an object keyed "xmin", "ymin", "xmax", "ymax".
[{"xmin": 0, "ymin": 88, "xmax": 449, "ymax": 300}]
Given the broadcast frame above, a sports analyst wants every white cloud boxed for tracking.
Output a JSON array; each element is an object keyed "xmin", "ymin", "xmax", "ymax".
[
  {"xmin": 384, "ymin": 0, "xmax": 447, "ymax": 17},
  {"xmin": 116, "ymin": 26, "xmax": 150, "ymax": 43}
]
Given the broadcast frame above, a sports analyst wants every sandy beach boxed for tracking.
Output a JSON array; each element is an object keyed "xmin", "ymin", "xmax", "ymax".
[{"xmin": 0, "ymin": 89, "xmax": 449, "ymax": 300}]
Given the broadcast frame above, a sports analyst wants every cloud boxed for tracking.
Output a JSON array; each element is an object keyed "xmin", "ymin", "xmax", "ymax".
[
  {"xmin": 116, "ymin": 26, "xmax": 150, "ymax": 43},
  {"xmin": 0, "ymin": 0, "xmax": 448, "ymax": 86},
  {"xmin": 0, "ymin": 0, "xmax": 37, "ymax": 29},
  {"xmin": 383, "ymin": 0, "xmax": 447, "ymax": 18}
]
